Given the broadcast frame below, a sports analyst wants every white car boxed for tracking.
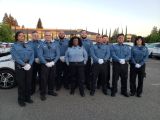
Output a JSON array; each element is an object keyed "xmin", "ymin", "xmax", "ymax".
[
  {"xmin": 0, "ymin": 52, "xmax": 16, "ymax": 89},
  {"xmin": 147, "ymin": 42, "xmax": 160, "ymax": 57}
]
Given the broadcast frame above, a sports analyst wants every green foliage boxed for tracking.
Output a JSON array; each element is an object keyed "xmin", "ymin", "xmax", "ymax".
[
  {"xmin": 36, "ymin": 18, "xmax": 43, "ymax": 29},
  {"xmin": 0, "ymin": 23, "xmax": 14, "ymax": 42},
  {"xmin": 145, "ymin": 26, "xmax": 160, "ymax": 43}
]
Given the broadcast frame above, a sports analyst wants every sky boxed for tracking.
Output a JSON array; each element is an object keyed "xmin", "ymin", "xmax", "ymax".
[{"xmin": 0, "ymin": 0, "xmax": 160, "ymax": 36}]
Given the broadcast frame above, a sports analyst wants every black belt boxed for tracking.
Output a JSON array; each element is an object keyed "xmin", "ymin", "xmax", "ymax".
[
  {"xmin": 45, "ymin": 59, "xmax": 54, "ymax": 62},
  {"xmin": 69, "ymin": 61, "xmax": 84, "ymax": 65}
]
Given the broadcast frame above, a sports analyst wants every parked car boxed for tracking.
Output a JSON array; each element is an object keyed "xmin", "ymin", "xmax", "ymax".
[
  {"xmin": 151, "ymin": 43, "xmax": 160, "ymax": 58},
  {"xmin": 0, "ymin": 52, "xmax": 16, "ymax": 89},
  {"xmin": 147, "ymin": 42, "xmax": 160, "ymax": 58}
]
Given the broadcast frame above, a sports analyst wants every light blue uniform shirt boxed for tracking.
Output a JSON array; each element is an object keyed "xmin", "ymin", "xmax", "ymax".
[
  {"xmin": 81, "ymin": 38, "xmax": 93, "ymax": 57},
  {"xmin": 131, "ymin": 46, "xmax": 148, "ymax": 65},
  {"xmin": 11, "ymin": 41, "xmax": 34, "ymax": 66},
  {"xmin": 38, "ymin": 41, "xmax": 60, "ymax": 64},
  {"xmin": 28, "ymin": 40, "xmax": 43, "ymax": 58},
  {"xmin": 111, "ymin": 43, "xmax": 131, "ymax": 62},
  {"xmin": 54, "ymin": 38, "xmax": 69, "ymax": 56},
  {"xmin": 65, "ymin": 46, "xmax": 88, "ymax": 65},
  {"xmin": 90, "ymin": 43, "xmax": 110, "ymax": 63}
]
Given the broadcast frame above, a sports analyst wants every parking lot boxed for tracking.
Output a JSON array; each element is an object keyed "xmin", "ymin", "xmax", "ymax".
[{"xmin": 0, "ymin": 58, "xmax": 160, "ymax": 120}]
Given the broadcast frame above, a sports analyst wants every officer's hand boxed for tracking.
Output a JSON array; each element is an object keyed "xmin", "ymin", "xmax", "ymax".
[
  {"xmin": 60, "ymin": 56, "xmax": 65, "ymax": 62},
  {"xmin": 23, "ymin": 64, "xmax": 31, "ymax": 70},
  {"xmin": 119, "ymin": 59, "xmax": 125, "ymax": 64},
  {"xmin": 135, "ymin": 64, "xmax": 141, "ymax": 68},
  {"xmin": 50, "ymin": 61, "xmax": 55, "ymax": 66},
  {"xmin": 98, "ymin": 59, "xmax": 104, "ymax": 64},
  {"xmin": 35, "ymin": 58, "xmax": 40, "ymax": 63},
  {"xmin": 45, "ymin": 62, "xmax": 52, "ymax": 67}
]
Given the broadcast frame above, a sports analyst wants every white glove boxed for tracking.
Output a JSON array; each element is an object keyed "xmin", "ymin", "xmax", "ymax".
[
  {"xmin": 135, "ymin": 64, "xmax": 141, "ymax": 68},
  {"xmin": 45, "ymin": 62, "xmax": 52, "ymax": 67},
  {"xmin": 60, "ymin": 56, "xmax": 65, "ymax": 62},
  {"xmin": 35, "ymin": 58, "xmax": 40, "ymax": 63},
  {"xmin": 49, "ymin": 61, "xmax": 55, "ymax": 66},
  {"xmin": 23, "ymin": 64, "xmax": 31, "ymax": 71},
  {"xmin": 98, "ymin": 59, "xmax": 104, "ymax": 64},
  {"xmin": 119, "ymin": 59, "xmax": 125, "ymax": 64}
]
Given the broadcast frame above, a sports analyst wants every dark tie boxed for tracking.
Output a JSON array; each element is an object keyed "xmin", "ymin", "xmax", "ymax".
[
  {"xmin": 22, "ymin": 43, "xmax": 26, "ymax": 48},
  {"xmin": 47, "ymin": 42, "xmax": 51, "ymax": 49}
]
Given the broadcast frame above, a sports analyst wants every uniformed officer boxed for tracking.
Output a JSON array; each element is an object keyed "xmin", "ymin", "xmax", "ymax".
[
  {"xmin": 111, "ymin": 33, "xmax": 131, "ymax": 97},
  {"xmin": 28, "ymin": 31, "xmax": 42, "ymax": 95},
  {"xmin": 65, "ymin": 36, "xmax": 88, "ymax": 97},
  {"xmin": 54, "ymin": 31, "xmax": 70, "ymax": 90},
  {"xmin": 97, "ymin": 35, "xmax": 112, "ymax": 90},
  {"xmin": 130, "ymin": 36, "xmax": 148, "ymax": 97},
  {"xmin": 90, "ymin": 34, "xmax": 110, "ymax": 96},
  {"xmin": 80, "ymin": 30, "xmax": 93, "ymax": 90},
  {"xmin": 38, "ymin": 31, "xmax": 60, "ymax": 101},
  {"xmin": 11, "ymin": 31, "xmax": 34, "ymax": 107}
]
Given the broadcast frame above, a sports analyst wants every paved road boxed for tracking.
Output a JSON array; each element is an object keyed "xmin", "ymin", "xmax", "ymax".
[{"xmin": 0, "ymin": 58, "xmax": 160, "ymax": 120}]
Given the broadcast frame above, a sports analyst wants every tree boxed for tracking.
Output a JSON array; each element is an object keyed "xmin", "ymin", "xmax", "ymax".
[
  {"xmin": 0, "ymin": 23, "xmax": 14, "ymax": 42},
  {"xmin": 101, "ymin": 29, "xmax": 103, "ymax": 35},
  {"xmin": 151, "ymin": 26, "xmax": 158, "ymax": 34},
  {"xmin": 145, "ymin": 26, "xmax": 160, "ymax": 43},
  {"xmin": 125, "ymin": 26, "xmax": 127, "ymax": 41},
  {"xmin": 36, "ymin": 18, "xmax": 43, "ymax": 29},
  {"xmin": 2, "ymin": 13, "xmax": 19, "ymax": 27},
  {"xmin": 2, "ymin": 13, "xmax": 10, "ymax": 25},
  {"xmin": 105, "ymin": 29, "xmax": 107, "ymax": 36}
]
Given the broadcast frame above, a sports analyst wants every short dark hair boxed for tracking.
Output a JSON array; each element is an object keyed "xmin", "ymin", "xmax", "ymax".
[
  {"xmin": 134, "ymin": 36, "xmax": 145, "ymax": 46},
  {"xmin": 117, "ymin": 33, "xmax": 124, "ymax": 38},
  {"xmin": 69, "ymin": 36, "xmax": 82, "ymax": 47},
  {"xmin": 102, "ymin": 35, "xmax": 108, "ymax": 38},
  {"xmin": 15, "ymin": 31, "xmax": 24, "ymax": 41},
  {"xmin": 32, "ymin": 31, "xmax": 38, "ymax": 34},
  {"xmin": 81, "ymin": 30, "xmax": 87, "ymax": 33}
]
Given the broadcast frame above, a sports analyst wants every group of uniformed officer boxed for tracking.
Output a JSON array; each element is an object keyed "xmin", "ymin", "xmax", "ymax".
[{"xmin": 11, "ymin": 30, "xmax": 148, "ymax": 107}]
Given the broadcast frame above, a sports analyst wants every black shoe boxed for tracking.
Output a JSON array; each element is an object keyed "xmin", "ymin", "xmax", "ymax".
[
  {"xmin": 48, "ymin": 92, "xmax": 58, "ymax": 96},
  {"xmin": 111, "ymin": 92, "xmax": 116, "ymax": 97},
  {"xmin": 70, "ymin": 90, "xmax": 75, "ymax": 95},
  {"xmin": 18, "ymin": 101, "xmax": 26, "ymax": 107},
  {"xmin": 136, "ymin": 94, "xmax": 142, "ymax": 97},
  {"xmin": 80, "ymin": 90, "xmax": 85, "ymax": 97},
  {"xmin": 80, "ymin": 92, "xmax": 85, "ymax": 97},
  {"xmin": 25, "ymin": 99, "xmax": 33, "ymax": 103},
  {"xmin": 130, "ymin": 92, "xmax": 135, "ymax": 96},
  {"xmin": 102, "ymin": 90, "xmax": 108, "ymax": 95},
  {"xmin": 40, "ymin": 95, "xmax": 46, "ymax": 101},
  {"xmin": 90, "ymin": 91, "xmax": 95, "ymax": 96},
  {"xmin": 121, "ymin": 92, "xmax": 130, "ymax": 97}
]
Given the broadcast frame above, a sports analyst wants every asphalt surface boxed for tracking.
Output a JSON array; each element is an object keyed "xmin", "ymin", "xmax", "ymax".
[{"xmin": 0, "ymin": 58, "xmax": 160, "ymax": 120}]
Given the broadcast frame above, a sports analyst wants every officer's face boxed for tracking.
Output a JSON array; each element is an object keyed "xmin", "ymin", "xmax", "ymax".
[
  {"xmin": 81, "ymin": 31, "xmax": 87, "ymax": 39},
  {"xmin": 18, "ymin": 33, "xmax": 25, "ymax": 42},
  {"xmin": 45, "ymin": 32, "xmax": 52, "ymax": 41},
  {"xmin": 73, "ymin": 39, "xmax": 79, "ymax": 46},
  {"xmin": 58, "ymin": 31, "xmax": 65, "ymax": 39},
  {"xmin": 32, "ymin": 33, "xmax": 39, "ymax": 40},
  {"xmin": 117, "ymin": 35, "xmax": 124, "ymax": 44},
  {"xmin": 96, "ymin": 35, "xmax": 103, "ymax": 43},
  {"xmin": 136, "ymin": 39, "xmax": 142, "ymax": 46},
  {"xmin": 103, "ymin": 37, "xmax": 109, "ymax": 43}
]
